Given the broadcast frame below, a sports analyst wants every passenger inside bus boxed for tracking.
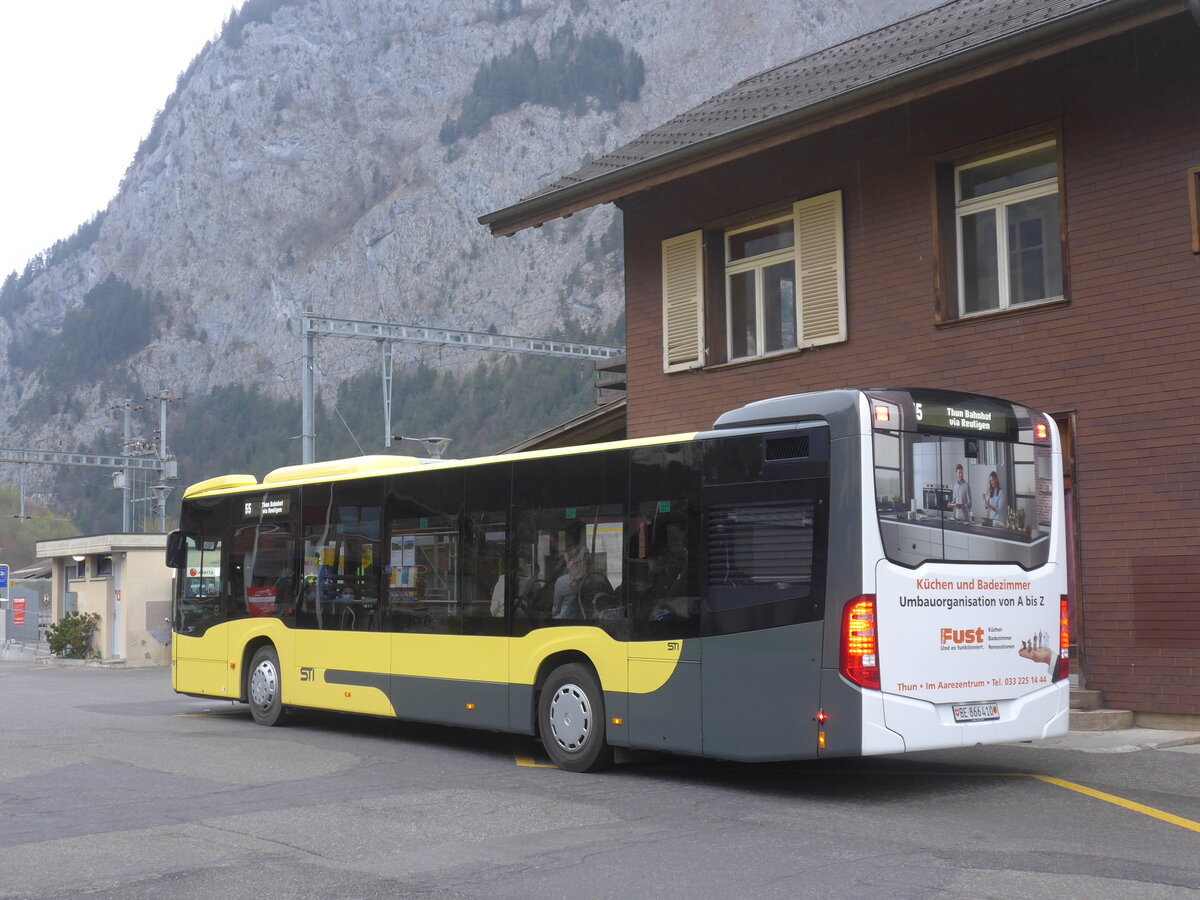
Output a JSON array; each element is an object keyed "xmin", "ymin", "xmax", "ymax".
[{"xmin": 552, "ymin": 542, "xmax": 590, "ymax": 619}]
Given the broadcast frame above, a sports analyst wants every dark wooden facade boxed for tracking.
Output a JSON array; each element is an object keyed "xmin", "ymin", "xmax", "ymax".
[{"xmin": 615, "ymin": 15, "xmax": 1200, "ymax": 719}]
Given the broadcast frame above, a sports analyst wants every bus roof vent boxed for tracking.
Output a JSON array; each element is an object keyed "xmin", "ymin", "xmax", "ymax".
[{"xmin": 765, "ymin": 434, "xmax": 810, "ymax": 461}]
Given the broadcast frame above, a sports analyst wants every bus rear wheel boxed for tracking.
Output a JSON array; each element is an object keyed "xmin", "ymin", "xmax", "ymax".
[
  {"xmin": 538, "ymin": 663, "xmax": 613, "ymax": 772},
  {"xmin": 247, "ymin": 645, "xmax": 285, "ymax": 726}
]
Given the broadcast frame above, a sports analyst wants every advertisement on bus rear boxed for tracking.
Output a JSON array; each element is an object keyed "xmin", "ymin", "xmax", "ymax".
[{"xmin": 875, "ymin": 564, "xmax": 1063, "ymax": 703}]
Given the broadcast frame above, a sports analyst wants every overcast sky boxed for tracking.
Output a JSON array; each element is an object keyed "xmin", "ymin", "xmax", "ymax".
[{"xmin": 0, "ymin": 1, "xmax": 239, "ymax": 279}]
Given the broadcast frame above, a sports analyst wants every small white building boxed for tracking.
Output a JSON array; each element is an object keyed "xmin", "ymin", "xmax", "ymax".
[{"xmin": 37, "ymin": 534, "xmax": 172, "ymax": 667}]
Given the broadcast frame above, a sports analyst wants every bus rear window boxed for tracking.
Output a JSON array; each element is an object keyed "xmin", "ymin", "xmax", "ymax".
[{"xmin": 870, "ymin": 393, "xmax": 1054, "ymax": 569}]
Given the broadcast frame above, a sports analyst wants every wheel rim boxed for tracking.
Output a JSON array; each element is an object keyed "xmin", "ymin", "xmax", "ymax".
[
  {"xmin": 548, "ymin": 682, "xmax": 591, "ymax": 753},
  {"xmin": 249, "ymin": 659, "xmax": 278, "ymax": 710}
]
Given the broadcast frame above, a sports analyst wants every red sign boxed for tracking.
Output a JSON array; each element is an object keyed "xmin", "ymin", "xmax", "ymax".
[
  {"xmin": 247, "ymin": 587, "xmax": 277, "ymax": 617},
  {"xmin": 13, "ymin": 597, "xmax": 26, "ymax": 626}
]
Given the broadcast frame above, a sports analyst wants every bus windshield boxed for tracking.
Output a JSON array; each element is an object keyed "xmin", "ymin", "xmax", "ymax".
[{"xmin": 868, "ymin": 389, "xmax": 1054, "ymax": 569}]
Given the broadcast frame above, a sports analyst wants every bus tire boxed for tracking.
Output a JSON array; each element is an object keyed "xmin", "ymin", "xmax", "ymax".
[
  {"xmin": 538, "ymin": 663, "xmax": 613, "ymax": 772},
  {"xmin": 247, "ymin": 645, "xmax": 285, "ymax": 726}
]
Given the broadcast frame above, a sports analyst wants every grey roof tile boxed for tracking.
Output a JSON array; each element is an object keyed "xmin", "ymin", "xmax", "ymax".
[{"xmin": 513, "ymin": 0, "xmax": 1117, "ymax": 203}]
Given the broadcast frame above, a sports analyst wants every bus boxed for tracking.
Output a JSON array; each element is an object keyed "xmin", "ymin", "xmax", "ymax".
[{"xmin": 167, "ymin": 388, "xmax": 1069, "ymax": 771}]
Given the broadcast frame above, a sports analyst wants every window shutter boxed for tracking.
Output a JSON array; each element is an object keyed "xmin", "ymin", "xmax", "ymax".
[
  {"xmin": 794, "ymin": 191, "xmax": 846, "ymax": 346},
  {"xmin": 662, "ymin": 230, "xmax": 705, "ymax": 371}
]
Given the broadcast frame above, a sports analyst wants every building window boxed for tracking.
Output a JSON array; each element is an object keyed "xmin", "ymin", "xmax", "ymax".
[
  {"xmin": 661, "ymin": 190, "xmax": 846, "ymax": 370},
  {"xmin": 95, "ymin": 555, "xmax": 113, "ymax": 577},
  {"xmin": 953, "ymin": 142, "xmax": 1063, "ymax": 317},
  {"xmin": 726, "ymin": 216, "xmax": 797, "ymax": 360}
]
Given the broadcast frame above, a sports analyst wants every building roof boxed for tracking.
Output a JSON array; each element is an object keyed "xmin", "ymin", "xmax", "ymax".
[
  {"xmin": 502, "ymin": 398, "xmax": 627, "ymax": 452},
  {"xmin": 480, "ymin": 0, "xmax": 1178, "ymax": 235},
  {"xmin": 36, "ymin": 533, "xmax": 168, "ymax": 559},
  {"xmin": 11, "ymin": 561, "xmax": 51, "ymax": 580}
]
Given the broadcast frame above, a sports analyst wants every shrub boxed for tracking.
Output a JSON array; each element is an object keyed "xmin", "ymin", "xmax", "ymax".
[{"xmin": 47, "ymin": 611, "xmax": 101, "ymax": 659}]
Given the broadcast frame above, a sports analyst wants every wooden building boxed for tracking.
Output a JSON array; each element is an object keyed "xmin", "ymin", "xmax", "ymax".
[{"xmin": 483, "ymin": 0, "xmax": 1200, "ymax": 725}]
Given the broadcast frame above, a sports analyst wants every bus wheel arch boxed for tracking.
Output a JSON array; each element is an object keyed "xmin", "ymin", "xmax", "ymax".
[
  {"xmin": 535, "ymin": 656, "xmax": 613, "ymax": 772},
  {"xmin": 246, "ymin": 641, "xmax": 286, "ymax": 727},
  {"xmin": 531, "ymin": 650, "xmax": 593, "ymax": 723}
]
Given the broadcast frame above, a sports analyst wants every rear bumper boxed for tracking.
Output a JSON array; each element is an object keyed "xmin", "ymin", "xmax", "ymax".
[{"xmin": 864, "ymin": 680, "xmax": 1070, "ymax": 755}]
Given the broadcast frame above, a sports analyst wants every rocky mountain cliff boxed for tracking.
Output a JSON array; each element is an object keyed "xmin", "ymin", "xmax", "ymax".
[{"xmin": 1, "ymin": 0, "xmax": 938, "ymax": 519}]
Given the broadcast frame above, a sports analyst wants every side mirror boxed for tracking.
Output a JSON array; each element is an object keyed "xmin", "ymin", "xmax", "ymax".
[{"xmin": 165, "ymin": 531, "xmax": 188, "ymax": 569}]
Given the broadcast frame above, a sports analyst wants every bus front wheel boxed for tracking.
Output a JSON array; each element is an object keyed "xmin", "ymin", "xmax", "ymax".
[
  {"xmin": 247, "ymin": 645, "xmax": 285, "ymax": 726},
  {"xmin": 538, "ymin": 663, "xmax": 613, "ymax": 772}
]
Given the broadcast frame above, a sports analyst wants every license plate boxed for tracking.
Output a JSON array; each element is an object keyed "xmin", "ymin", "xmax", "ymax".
[{"xmin": 952, "ymin": 703, "xmax": 1000, "ymax": 723}]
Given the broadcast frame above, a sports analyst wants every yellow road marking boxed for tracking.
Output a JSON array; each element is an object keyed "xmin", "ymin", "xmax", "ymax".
[
  {"xmin": 514, "ymin": 762, "xmax": 1200, "ymax": 833},
  {"xmin": 514, "ymin": 755, "xmax": 557, "ymax": 768},
  {"xmin": 1031, "ymin": 775, "xmax": 1200, "ymax": 834}
]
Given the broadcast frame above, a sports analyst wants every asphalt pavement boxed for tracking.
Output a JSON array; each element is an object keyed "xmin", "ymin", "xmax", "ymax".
[{"xmin": 4, "ymin": 657, "xmax": 1200, "ymax": 899}]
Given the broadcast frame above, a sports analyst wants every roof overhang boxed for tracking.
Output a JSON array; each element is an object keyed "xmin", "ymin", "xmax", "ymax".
[
  {"xmin": 36, "ymin": 533, "xmax": 168, "ymax": 559},
  {"xmin": 501, "ymin": 398, "xmax": 627, "ymax": 452},
  {"xmin": 480, "ymin": 0, "xmax": 1184, "ymax": 236}
]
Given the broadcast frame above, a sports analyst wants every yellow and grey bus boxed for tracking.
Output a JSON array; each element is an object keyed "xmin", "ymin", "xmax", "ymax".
[{"xmin": 168, "ymin": 388, "xmax": 1069, "ymax": 771}]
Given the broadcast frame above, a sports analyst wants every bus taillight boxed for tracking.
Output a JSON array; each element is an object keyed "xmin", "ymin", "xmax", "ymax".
[
  {"xmin": 1056, "ymin": 595, "xmax": 1070, "ymax": 682},
  {"xmin": 840, "ymin": 595, "xmax": 880, "ymax": 690}
]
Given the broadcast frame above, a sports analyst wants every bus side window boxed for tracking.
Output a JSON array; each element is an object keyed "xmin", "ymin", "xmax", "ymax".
[
  {"xmin": 630, "ymin": 443, "xmax": 702, "ymax": 642},
  {"xmin": 628, "ymin": 501, "xmax": 699, "ymax": 640},
  {"xmin": 461, "ymin": 511, "xmax": 507, "ymax": 637},
  {"xmin": 511, "ymin": 506, "xmax": 625, "ymax": 631},
  {"xmin": 385, "ymin": 516, "xmax": 460, "ymax": 635},
  {"xmin": 245, "ymin": 526, "xmax": 297, "ymax": 622}
]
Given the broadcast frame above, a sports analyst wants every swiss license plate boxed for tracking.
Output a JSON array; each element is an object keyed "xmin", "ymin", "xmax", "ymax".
[{"xmin": 952, "ymin": 702, "xmax": 1000, "ymax": 723}]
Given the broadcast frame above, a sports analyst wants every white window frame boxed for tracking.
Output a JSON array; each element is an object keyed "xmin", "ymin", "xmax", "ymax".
[
  {"xmin": 725, "ymin": 213, "xmax": 796, "ymax": 362},
  {"xmin": 955, "ymin": 141, "xmax": 1062, "ymax": 318}
]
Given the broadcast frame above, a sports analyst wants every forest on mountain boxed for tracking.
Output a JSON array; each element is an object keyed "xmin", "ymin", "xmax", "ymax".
[{"xmin": 440, "ymin": 25, "xmax": 645, "ymax": 145}]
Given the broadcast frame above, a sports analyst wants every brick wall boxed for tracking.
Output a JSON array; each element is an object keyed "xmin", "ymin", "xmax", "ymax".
[{"xmin": 616, "ymin": 16, "xmax": 1200, "ymax": 715}]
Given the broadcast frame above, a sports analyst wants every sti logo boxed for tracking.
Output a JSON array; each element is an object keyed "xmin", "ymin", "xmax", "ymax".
[{"xmin": 941, "ymin": 627, "xmax": 985, "ymax": 645}]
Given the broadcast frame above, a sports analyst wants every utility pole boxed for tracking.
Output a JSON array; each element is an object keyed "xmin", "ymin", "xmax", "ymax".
[
  {"xmin": 0, "ymin": 392, "xmax": 180, "ymax": 535},
  {"xmin": 112, "ymin": 399, "xmax": 146, "ymax": 532},
  {"xmin": 146, "ymin": 390, "xmax": 180, "ymax": 533},
  {"xmin": 0, "ymin": 448, "xmax": 178, "ymax": 532},
  {"xmin": 302, "ymin": 328, "xmax": 316, "ymax": 466}
]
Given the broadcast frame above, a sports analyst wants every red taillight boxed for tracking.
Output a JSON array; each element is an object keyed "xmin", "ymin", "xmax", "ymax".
[
  {"xmin": 874, "ymin": 404, "xmax": 890, "ymax": 424},
  {"xmin": 1056, "ymin": 595, "xmax": 1070, "ymax": 682},
  {"xmin": 840, "ymin": 595, "xmax": 880, "ymax": 690},
  {"xmin": 1035, "ymin": 421, "xmax": 1050, "ymax": 441}
]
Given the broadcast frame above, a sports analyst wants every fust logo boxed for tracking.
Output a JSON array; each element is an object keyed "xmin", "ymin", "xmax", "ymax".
[{"xmin": 940, "ymin": 627, "xmax": 984, "ymax": 645}]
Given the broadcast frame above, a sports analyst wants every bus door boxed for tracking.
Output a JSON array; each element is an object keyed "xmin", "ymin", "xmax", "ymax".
[
  {"xmin": 293, "ymin": 483, "xmax": 391, "ymax": 716},
  {"xmin": 627, "ymin": 444, "xmax": 703, "ymax": 754},
  {"xmin": 699, "ymin": 475, "xmax": 828, "ymax": 761},
  {"xmin": 171, "ymin": 532, "xmax": 229, "ymax": 697}
]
